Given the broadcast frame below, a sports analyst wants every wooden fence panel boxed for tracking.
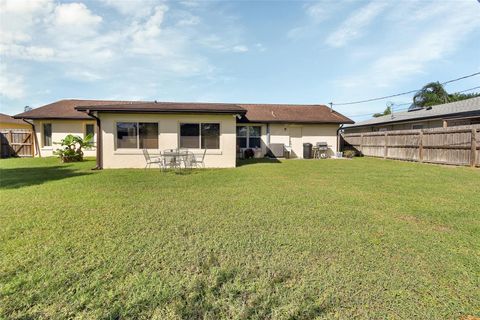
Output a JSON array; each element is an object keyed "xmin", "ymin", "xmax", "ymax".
[
  {"xmin": 341, "ymin": 125, "xmax": 480, "ymax": 167},
  {"xmin": 0, "ymin": 129, "xmax": 34, "ymax": 158}
]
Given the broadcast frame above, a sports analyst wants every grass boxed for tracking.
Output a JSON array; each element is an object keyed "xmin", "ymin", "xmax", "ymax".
[{"xmin": 0, "ymin": 157, "xmax": 479, "ymax": 319}]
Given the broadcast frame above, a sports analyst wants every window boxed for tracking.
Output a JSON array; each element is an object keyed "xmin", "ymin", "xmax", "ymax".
[
  {"xmin": 236, "ymin": 126, "xmax": 247, "ymax": 148},
  {"xmin": 43, "ymin": 123, "xmax": 52, "ymax": 147},
  {"xmin": 180, "ymin": 123, "xmax": 220, "ymax": 149},
  {"xmin": 412, "ymin": 124, "xmax": 424, "ymax": 130},
  {"xmin": 139, "ymin": 123, "xmax": 159, "ymax": 149},
  {"xmin": 236, "ymin": 125, "xmax": 261, "ymax": 149},
  {"xmin": 248, "ymin": 126, "xmax": 261, "ymax": 148},
  {"xmin": 85, "ymin": 124, "xmax": 95, "ymax": 138},
  {"xmin": 180, "ymin": 123, "xmax": 200, "ymax": 148},
  {"xmin": 116, "ymin": 122, "xmax": 158, "ymax": 149}
]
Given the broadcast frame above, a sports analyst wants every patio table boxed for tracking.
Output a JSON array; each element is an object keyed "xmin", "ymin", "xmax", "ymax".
[{"xmin": 162, "ymin": 149, "xmax": 191, "ymax": 169}]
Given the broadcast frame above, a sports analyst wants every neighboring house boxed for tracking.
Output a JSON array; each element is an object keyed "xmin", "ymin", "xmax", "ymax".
[
  {"xmin": 14, "ymin": 99, "xmax": 353, "ymax": 168},
  {"xmin": 0, "ymin": 113, "xmax": 31, "ymax": 130},
  {"xmin": 343, "ymin": 97, "xmax": 480, "ymax": 134}
]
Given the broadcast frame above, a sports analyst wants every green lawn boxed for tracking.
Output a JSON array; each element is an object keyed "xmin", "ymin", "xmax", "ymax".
[{"xmin": 0, "ymin": 157, "xmax": 479, "ymax": 319}]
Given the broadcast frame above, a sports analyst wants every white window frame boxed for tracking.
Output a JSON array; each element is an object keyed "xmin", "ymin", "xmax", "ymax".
[
  {"xmin": 179, "ymin": 122, "xmax": 221, "ymax": 150},
  {"xmin": 115, "ymin": 121, "xmax": 159, "ymax": 150},
  {"xmin": 237, "ymin": 125, "xmax": 262, "ymax": 149}
]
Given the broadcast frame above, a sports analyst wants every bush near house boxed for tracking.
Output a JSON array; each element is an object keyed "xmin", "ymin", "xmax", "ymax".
[
  {"xmin": 53, "ymin": 134, "xmax": 93, "ymax": 162},
  {"xmin": 0, "ymin": 157, "xmax": 479, "ymax": 319}
]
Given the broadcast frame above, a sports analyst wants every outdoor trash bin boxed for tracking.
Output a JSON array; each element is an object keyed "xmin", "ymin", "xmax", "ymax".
[{"xmin": 303, "ymin": 143, "xmax": 312, "ymax": 159}]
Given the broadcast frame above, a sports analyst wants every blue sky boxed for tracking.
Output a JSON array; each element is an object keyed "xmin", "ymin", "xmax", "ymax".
[{"xmin": 1, "ymin": 0, "xmax": 479, "ymax": 120}]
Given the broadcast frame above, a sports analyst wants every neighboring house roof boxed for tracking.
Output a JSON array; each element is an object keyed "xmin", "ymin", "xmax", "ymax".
[
  {"xmin": 238, "ymin": 104, "xmax": 353, "ymax": 124},
  {"xmin": 14, "ymin": 100, "xmax": 143, "ymax": 120},
  {"xmin": 14, "ymin": 99, "xmax": 354, "ymax": 124},
  {"xmin": 346, "ymin": 97, "xmax": 480, "ymax": 128},
  {"xmin": 0, "ymin": 113, "xmax": 28, "ymax": 125}
]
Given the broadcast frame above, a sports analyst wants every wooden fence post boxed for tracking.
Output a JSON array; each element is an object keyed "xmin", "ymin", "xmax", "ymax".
[
  {"xmin": 384, "ymin": 132, "xmax": 388, "ymax": 159},
  {"xmin": 419, "ymin": 130, "xmax": 424, "ymax": 163},
  {"xmin": 360, "ymin": 133, "xmax": 364, "ymax": 155},
  {"xmin": 8, "ymin": 130, "xmax": 13, "ymax": 157},
  {"xmin": 471, "ymin": 128, "xmax": 477, "ymax": 167}
]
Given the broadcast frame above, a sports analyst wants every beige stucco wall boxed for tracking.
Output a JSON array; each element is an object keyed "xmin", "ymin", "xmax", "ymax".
[
  {"xmin": 33, "ymin": 119, "xmax": 97, "ymax": 157},
  {"xmin": 99, "ymin": 113, "xmax": 237, "ymax": 169},
  {"xmin": 268, "ymin": 123, "xmax": 339, "ymax": 158}
]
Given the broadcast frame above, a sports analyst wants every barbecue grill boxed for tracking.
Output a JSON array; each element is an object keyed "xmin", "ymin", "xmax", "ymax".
[{"xmin": 315, "ymin": 142, "xmax": 329, "ymax": 159}]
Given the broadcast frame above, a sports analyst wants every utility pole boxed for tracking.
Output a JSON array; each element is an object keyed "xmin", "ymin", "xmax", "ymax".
[{"xmin": 329, "ymin": 102, "xmax": 333, "ymax": 113}]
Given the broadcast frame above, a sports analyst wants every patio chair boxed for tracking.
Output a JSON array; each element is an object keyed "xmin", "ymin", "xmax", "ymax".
[
  {"xmin": 142, "ymin": 149, "xmax": 162, "ymax": 169},
  {"xmin": 189, "ymin": 149, "xmax": 207, "ymax": 168}
]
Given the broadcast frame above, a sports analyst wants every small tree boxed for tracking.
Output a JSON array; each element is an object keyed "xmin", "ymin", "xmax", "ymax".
[{"xmin": 54, "ymin": 134, "xmax": 94, "ymax": 162}]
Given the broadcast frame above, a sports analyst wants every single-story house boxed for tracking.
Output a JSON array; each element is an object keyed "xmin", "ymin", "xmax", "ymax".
[
  {"xmin": 0, "ymin": 113, "xmax": 31, "ymax": 130},
  {"xmin": 343, "ymin": 96, "xmax": 480, "ymax": 134},
  {"xmin": 14, "ymin": 99, "xmax": 353, "ymax": 168}
]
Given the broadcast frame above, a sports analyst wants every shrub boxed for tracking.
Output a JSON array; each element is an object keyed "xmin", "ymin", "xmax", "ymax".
[
  {"xmin": 54, "ymin": 134, "xmax": 94, "ymax": 162},
  {"xmin": 343, "ymin": 150, "xmax": 356, "ymax": 158}
]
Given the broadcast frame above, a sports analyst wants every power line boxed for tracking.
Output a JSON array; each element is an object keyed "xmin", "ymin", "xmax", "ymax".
[
  {"xmin": 454, "ymin": 85, "xmax": 480, "ymax": 94},
  {"xmin": 332, "ymin": 71, "xmax": 480, "ymax": 106},
  {"xmin": 344, "ymin": 85, "xmax": 480, "ymax": 119}
]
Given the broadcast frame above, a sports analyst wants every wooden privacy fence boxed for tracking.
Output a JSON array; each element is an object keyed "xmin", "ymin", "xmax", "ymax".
[
  {"xmin": 0, "ymin": 129, "xmax": 35, "ymax": 158},
  {"xmin": 341, "ymin": 125, "xmax": 480, "ymax": 167}
]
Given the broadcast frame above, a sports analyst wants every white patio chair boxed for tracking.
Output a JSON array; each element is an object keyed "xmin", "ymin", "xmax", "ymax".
[
  {"xmin": 142, "ymin": 149, "xmax": 162, "ymax": 169},
  {"xmin": 190, "ymin": 149, "xmax": 207, "ymax": 168}
]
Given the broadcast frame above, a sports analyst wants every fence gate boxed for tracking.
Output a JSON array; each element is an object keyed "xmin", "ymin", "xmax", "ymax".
[{"xmin": 0, "ymin": 129, "xmax": 34, "ymax": 158}]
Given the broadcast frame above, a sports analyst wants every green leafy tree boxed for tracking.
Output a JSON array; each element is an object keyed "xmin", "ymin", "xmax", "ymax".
[
  {"xmin": 54, "ymin": 134, "xmax": 94, "ymax": 162},
  {"xmin": 412, "ymin": 82, "xmax": 480, "ymax": 109},
  {"xmin": 413, "ymin": 82, "xmax": 449, "ymax": 108},
  {"xmin": 373, "ymin": 106, "xmax": 392, "ymax": 118}
]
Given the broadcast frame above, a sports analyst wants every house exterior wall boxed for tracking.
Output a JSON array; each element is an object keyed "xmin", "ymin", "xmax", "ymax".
[
  {"xmin": 268, "ymin": 123, "xmax": 339, "ymax": 158},
  {"xmin": 32, "ymin": 119, "xmax": 97, "ymax": 157},
  {"xmin": 99, "ymin": 113, "xmax": 237, "ymax": 169}
]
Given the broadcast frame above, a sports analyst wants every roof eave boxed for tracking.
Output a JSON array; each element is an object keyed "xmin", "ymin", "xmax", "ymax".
[
  {"xmin": 13, "ymin": 115, "xmax": 93, "ymax": 120},
  {"xmin": 240, "ymin": 119, "xmax": 354, "ymax": 124},
  {"xmin": 75, "ymin": 107, "xmax": 246, "ymax": 115}
]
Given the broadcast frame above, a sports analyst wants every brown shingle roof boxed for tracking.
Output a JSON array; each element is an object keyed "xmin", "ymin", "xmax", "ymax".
[
  {"xmin": 14, "ymin": 99, "xmax": 353, "ymax": 124},
  {"xmin": 0, "ymin": 113, "xmax": 28, "ymax": 125},
  {"xmin": 238, "ymin": 104, "xmax": 354, "ymax": 124},
  {"xmin": 75, "ymin": 102, "xmax": 247, "ymax": 114},
  {"xmin": 14, "ymin": 99, "xmax": 143, "ymax": 119}
]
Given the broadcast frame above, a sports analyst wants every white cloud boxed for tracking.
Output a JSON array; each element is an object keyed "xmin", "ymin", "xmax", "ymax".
[
  {"xmin": 325, "ymin": 1, "xmax": 389, "ymax": 48},
  {"xmin": 99, "ymin": 0, "xmax": 160, "ymax": 17},
  {"xmin": 0, "ymin": 64, "xmax": 25, "ymax": 99},
  {"xmin": 287, "ymin": 1, "xmax": 345, "ymax": 40},
  {"xmin": 0, "ymin": 0, "xmax": 54, "ymax": 44},
  {"xmin": 232, "ymin": 45, "xmax": 248, "ymax": 53},
  {"xmin": 51, "ymin": 2, "xmax": 102, "ymax": 37},
  {"xmin": 255, "ymin": 43, "xmax": 266, "ymax": 52},
  {"xmin": 0, "ymin": 44, "xmax": 55, "ymax": 60},
  {"xmin": 335, "ymin": 1, "xmax": 480, "ymax": 89},
  {"xmin": 130, "ymin": 4, "xmax": 168, "ymax": 47}
]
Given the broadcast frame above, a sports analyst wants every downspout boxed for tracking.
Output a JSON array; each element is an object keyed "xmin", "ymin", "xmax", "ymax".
[
  {"xmin": 86, "ymin": 110, "xmax": 103, "ymax": 170},
  {"xmin": 23, "ymin": 119, "xmax": 40, "ymax": 157},
  {"xmin": 336, "ymin": 124, "xmax": 344, "ymax": 153}
]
